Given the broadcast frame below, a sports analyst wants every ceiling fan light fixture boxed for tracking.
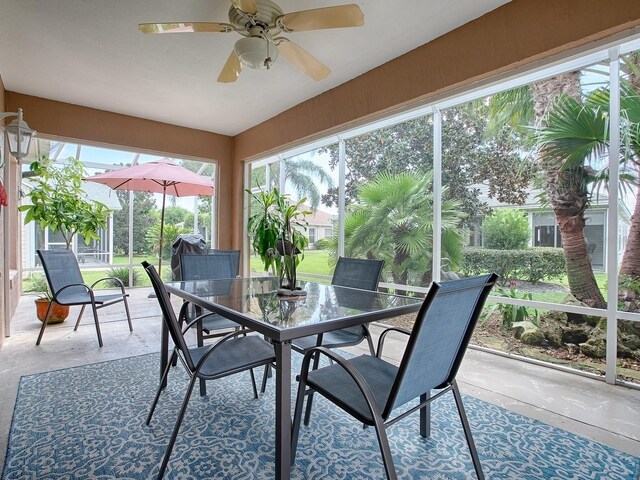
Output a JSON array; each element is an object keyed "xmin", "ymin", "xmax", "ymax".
[{"xmin": 234, "ymin": 35, "xmax": 278, "ymax": 69}]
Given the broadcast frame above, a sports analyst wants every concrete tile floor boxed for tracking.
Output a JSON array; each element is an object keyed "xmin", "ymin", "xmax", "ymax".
[{"xmin": 1, "ymin": 287, "xmax": 639, "ymax": 476}]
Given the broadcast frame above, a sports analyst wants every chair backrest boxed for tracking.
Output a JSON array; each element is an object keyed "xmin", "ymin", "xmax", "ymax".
[
  {"xmin": 209, "ymin": 249, "xmax": 241, "ymax": 276},
  {"xmin": 37, "ymin": 249, "xmax": 86, "ymax": 297},
  {"xmin": 143, "ymin": 261, "xmax": 196, "ymax": 371},
  {"xmin": 180, "ymin": 252, "xmax": 239, "ymax": 282},
  {"xmin": 384, "ymin": 273, "xmax": 498, "ymax": 417},
  {"xmin": 331, "ymin": 257, "xmax": 385, "ymax": 291}
]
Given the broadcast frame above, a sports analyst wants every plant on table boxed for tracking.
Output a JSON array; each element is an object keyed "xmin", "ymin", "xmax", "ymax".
[{"xmin": 247, "ymin": 187, "xmax": 309, "ymax": 294}]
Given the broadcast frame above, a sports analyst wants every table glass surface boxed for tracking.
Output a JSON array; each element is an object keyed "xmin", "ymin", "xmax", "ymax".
[{"xmin": 165, "ymin": 276, "xmax": 422, "ymax": 331}]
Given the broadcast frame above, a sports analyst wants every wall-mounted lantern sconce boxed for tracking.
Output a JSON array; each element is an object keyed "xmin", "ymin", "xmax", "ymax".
[{"xmin": 0, "ymin": 108, "xmax": 36, "ymax": 161}]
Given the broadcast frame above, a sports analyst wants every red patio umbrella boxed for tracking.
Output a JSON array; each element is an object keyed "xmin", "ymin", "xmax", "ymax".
[{"xmin": 85, "ymin": 160, "xmax": 214, "ymax": 276}]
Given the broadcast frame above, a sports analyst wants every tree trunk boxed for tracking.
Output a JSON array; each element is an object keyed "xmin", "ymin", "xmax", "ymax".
[
  {"xmin": 619, "ymin": 178, "xmax": 640, "ymax": 278},
  {"xmin": 533, "ymin": 72, "xmax": 606, "ymax": 308}
]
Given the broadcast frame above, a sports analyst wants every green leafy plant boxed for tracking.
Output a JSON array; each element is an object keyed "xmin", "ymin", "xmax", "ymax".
[
  {"xmin": 462, "ymin": 247, "xmax": 565, "ymax": 284},
  {"xmin": 24, "ymin": 273, "xmax": 52, "ymax": 301},
  {"xmin": 482, "ymin": 281, "xmax": 538, "ymax": 331},
  {"xmin": 106, "ymin": 267, "xmax": 140, "ymax": 287},
  {"xmin": 482, "ymin": 208, "xmax": 530, "ymax": 250},
  {"xmin": 145, "ymin": 223, "xmax": 190, "ymax": 260},
  {"xmin": 20, "ymin": 156, "xmax": 110, "ymax": 249},
  {"xmin": 247, "ymin": 187, "xmax": 309, "ymax": 290}
]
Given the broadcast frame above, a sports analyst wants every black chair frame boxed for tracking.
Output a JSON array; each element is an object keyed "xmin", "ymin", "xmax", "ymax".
[
  {"xmin": 36, "ymin": 249, "xmax": 132, "ymax": 347},
  {"xmin": 291, "ymin": 274, "xmax": 498, "ymax": 480},
  {"xmin": 143, "ymin": 261, "xmax": 275, "ymax": 480}
]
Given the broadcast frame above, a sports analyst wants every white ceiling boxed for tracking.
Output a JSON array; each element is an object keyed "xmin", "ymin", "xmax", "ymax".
[{"xmin": 0, "ymin": 0, "xmax": 510, "ymax": 136}]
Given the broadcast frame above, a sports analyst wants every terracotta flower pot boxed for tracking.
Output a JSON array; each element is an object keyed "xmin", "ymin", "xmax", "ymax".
[{"xmin": 35, "ymin": 298, "xmax": 70, "ymax": 324}]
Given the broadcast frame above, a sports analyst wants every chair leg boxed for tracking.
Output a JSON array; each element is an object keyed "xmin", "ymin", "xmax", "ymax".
[
  {"xmin": 420, "ymin": 391, "xmax": 431, "ymax": 438},
  {"xmin": 122, "ymin": 295, "xmax": 133, "ymax": 332},
  {"xmin": 452, "ymin": 381, "xmax": 484, "ymax": 480},
  {"xmin": 156, "ymin": 372, "xmax": 199, "ymax": 480},
  {"xmin": 197, "ymin": 319, "xmax": 207, "ymax": 397},
  {"xmin": 303, "ymin": 352, "xmax": 321, "ymax": 426},
  {"xmin": 260, "ymin": 364, "xmax": 271, "ymax": 394},
  {"xmin": 364, "ymin": 325, "xmax": 376, "ymax": 356},
  {"xmin": 249, "ymin": 369, "xmax": 259, "ymax": 399},
  {"xmin": 147, "ymin": 351, "xmax": 176, "ymax": 425},
  {"xmin": 371, "ymin": 413, "xmax": 397, "ymax": 480},
  {"xmin": 35, "ymin": 302, "xmax": 55, "ymax": 345},
  {"xmin": 74, "ymin": 305, "xmax": 87, "ymax": 331},
  {"xmin": 291, "ymin": 366, "xmax": 310, "ymax": 465},
  {"xmin": 90, "ymin": 302, "xmax": 103, "ymax": 347}
]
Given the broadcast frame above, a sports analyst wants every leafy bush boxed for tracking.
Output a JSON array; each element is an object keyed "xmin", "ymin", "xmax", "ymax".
[
  {"xmin": 482, "ymin": 208, "xmax": 530, "ymax": 250},
  {"xmin": 314, "ymin": 238, "xmax": 331, "ymax": 250},
  {"xmin": 24, "ymin": 273, "xmax": 52, "ymax": 300},
  {"xmin": 481, "ymin": 282, "xmax": 538, "ymax": 331},
  {"xmin": 106, "ymin": 267, "xmax": 140, "ymax": 287},
  {"xmin": 462, "ymin": 247, "xmax": 565, "ymax": 284}
]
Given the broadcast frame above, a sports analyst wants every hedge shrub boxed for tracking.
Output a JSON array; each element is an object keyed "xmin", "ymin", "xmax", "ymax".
[
  {"xmin": 314, "ymin": 238, "xmax": 332, "ymax": 250},
  {"xmin": 482, "ymin": 208, "xmax": 530, "ymax": 250},
  {"xmin": 462, "ymin": 247, "xmax": 565, "ymax": 284}
]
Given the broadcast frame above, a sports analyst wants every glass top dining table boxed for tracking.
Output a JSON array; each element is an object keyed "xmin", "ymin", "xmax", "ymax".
[{"xmin": 164, "ymin": 276, "xmax": 423, "ymax": 480}]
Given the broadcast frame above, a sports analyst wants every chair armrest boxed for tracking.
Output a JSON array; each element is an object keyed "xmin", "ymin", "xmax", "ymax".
[
  {"xmin": 91, "ymin": 276, "xmax": 127, "ymax": 294},
  {"xmin": 192, "ymin": 329, "xmax": 273, "ymax": 372},
  {"xmin": 50, "ymin": 283, "xmax": 92, "ymax": 304},
  {"xmin": 376, "ymin": 326, "xmax": 411, "ymax": 358},
  {"xmin": 301, "ymin": 346, "xmax": 382, "ymax": 416}
]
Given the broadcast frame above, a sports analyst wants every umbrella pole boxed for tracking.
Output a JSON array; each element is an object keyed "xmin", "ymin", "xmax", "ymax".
[{"xmin": 158, "ymin": 187, "xmax": 167, "ymax": 278}]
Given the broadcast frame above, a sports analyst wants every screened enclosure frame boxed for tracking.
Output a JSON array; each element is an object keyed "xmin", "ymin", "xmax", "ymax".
[{"xmin": 244, "ymin": 34, "xmax": 640, "ymax": 387}]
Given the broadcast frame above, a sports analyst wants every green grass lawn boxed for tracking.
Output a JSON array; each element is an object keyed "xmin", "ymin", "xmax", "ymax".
[{"xmin": 250, "ymin": 250, "xmax": 333, "ymax": 276}]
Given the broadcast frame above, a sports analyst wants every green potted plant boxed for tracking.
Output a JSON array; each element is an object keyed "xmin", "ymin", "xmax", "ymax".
[
  {"xmin": 20, "ymin": 156, "xmax": 111, "ymax": 320},
  {"xmin": 247, "ymin": 187, "xmax": 309, "ymax": 296},
  {"xmin": 20, "ymin": 155, "xmax": 110, "ymax": 249},
  {"xmin": 26, "ymin": 273, "xmax": 70, "ymax": 323}
]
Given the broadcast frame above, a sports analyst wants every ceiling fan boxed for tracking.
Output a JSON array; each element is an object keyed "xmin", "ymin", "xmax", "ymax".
[{"xmin": 138, "ymin": 0, "xmax": 364, "ymax": 83}]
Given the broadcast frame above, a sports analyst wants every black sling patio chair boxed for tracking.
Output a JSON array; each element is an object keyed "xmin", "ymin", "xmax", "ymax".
[
  {"xmin": 36, "ymin": 249, "xmax": 133, "ymax": 347},
  {"xmin": 179, "ymin": 251, "xmax": 246, "ymax": 395},
  {"xmin": 291, "ymin": 273, "xmax": 498, "ymax": 480},
  {"xmin": 278, "ymin": 257, "xmax": 384, "ymax": 416},
  {"xmin": 142, "ymin": 262, "xmax": 275, "ymax": 480},
  {"xmin": 179, "ymin": 251, "xmax": 242, "ymax": 344},
  {"xmin": 291, "ymin": 257, "xmax": 385, "ymax": 356}
]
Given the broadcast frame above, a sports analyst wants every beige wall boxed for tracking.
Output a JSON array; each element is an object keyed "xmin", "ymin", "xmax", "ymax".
[
  {"xmin": 5, "ymin": 92, "xmax": 235, "ymax": 250},
  {"xmin": 230, "ymin": 0, "xmax": 640, "ymax": 246}
]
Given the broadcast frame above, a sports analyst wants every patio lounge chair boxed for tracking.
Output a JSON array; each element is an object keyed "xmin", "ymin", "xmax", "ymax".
[
  {"xmin": 35, "ymin": 249, "xmax": 133, "ymax": 347},
  {"xmin": 143, "ymin": 262, "xmax": 275, "ymax": 480},
  {"xmin": 291, "ymin": 273, "xmax": 498, "ymax": 480}
]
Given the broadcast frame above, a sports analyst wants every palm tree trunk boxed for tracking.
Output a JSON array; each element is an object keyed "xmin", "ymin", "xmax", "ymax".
[
  {"xmin": 619, "ymin": 180, "xmax": 640, "ymax": 277},
  {"xmin": 534, "ymin": 72, "xmax": 606, "ymax": 309}
]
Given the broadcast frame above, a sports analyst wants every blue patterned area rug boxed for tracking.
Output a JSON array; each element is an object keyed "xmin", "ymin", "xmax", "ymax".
[{"xmin": 3, "ymin": 353, "xmax": 639, "ymax": 480}]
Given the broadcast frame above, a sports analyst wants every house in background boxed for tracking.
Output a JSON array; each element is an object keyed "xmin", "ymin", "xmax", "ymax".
[
  {"xmin": 303, "ymin": 207, "xmax": 335, "ymax": 248},
  {"xmin": 472, "ymin": 184, "xmax": 631, "ymax": 273},
  {"xmin": 21, "ymin": 181, "xmax": 122, "ymax": 270}
]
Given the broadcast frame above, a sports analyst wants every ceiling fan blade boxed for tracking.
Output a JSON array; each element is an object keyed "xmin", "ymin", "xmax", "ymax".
[
  {"xmin": 278, "ymin": 4, "xmax": 364, "ymax": 32},
  {"xmin": 218, "ymin": 50, "xmax": 243, "ymax": 83},
  {"xmin": 138, "ymin": 22, "xmax": 233, "ymax": 34},
  {"xmin": 230, "ymin": 0, "xmax": 258, "ymax": 15},
  {"xmin": 277, "ymin": 39, "xmax": 330, "ymax": 81}
]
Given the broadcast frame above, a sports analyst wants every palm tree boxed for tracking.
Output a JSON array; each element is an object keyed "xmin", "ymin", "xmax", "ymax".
[
  {"xmin": 268, "ymin": 157, "xmax": 334, "ymax": 210},
  {"xmin": 342, "ymin": 171, "xmax": 465, "ymax": 290},
  {"xmin": 488, "ymin": 72, "xmax": 606, "ymax": 308},
  {"xmin": 538, "ymin": 84, "xmax": 640, "ymax": 283}
]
